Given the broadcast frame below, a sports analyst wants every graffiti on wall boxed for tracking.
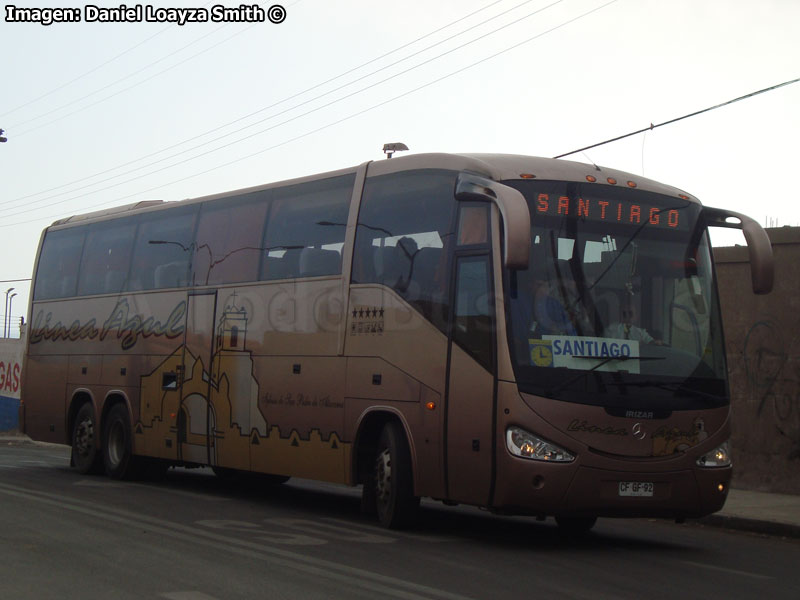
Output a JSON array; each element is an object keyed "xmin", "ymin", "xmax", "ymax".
[{"xmin": 743, "ymin": 319, "xmax": 800, "ymax": 459}]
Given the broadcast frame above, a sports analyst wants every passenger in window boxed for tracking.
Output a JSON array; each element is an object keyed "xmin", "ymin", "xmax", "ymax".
[
  {"xmin": 605, "ymin": 303, "xmax": 664, "ymax": 345},
  {"xmin": 511, "ymin": 278, "xmax": 581, "ymax": 338},
  {"xmin": 395, "ymin": 236, "xmax": 419, "ymax": 289}
]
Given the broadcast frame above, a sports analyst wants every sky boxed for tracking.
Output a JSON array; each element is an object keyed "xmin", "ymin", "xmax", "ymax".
[{"xmin": 1, "ymin": 0, "xmax": 798, "ymax": 337}]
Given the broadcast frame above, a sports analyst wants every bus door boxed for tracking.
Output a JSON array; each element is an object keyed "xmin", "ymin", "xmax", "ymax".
[
  {"xmin": 445, "ymin": 253, "xmax": 496, "ymax": 506},
  {"xmin": 178, "ymin": 290, "xmax": 218, "ymax": 465}
]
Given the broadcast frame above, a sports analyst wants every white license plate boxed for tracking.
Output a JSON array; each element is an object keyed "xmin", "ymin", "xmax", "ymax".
[{"xmin": 618, "ymin": 481, "xmax": 654, "ymax": 497}]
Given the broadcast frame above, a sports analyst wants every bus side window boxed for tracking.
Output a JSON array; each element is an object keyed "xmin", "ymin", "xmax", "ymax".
[
  {"xmin": 193, "ymin": 189, "xmax": 271, "ymax": 286},
  {"xmin": 457, "ymin": 203, "xmax": 489, "ymax": 246},
  {"xmin": 33, "ymin": 227, "xmax": 86, "ymax": 300},
  {"xmin": 352, "ymin": 169, "xmax": 457, "ymax": 333},
  {"xmin": 77, "ymin": 220, "xmax": 137, "ymax": 296},
  {"xmin": 260, "ymin": 174, "xmax": 353, "ymax": 281},
  {"xmin": 128, "ymin": 208, "xmax": 198, "ymax": 291},
  {"xmin": 453, "ymin": 256, "xmax": 493, "ymax": 369}
]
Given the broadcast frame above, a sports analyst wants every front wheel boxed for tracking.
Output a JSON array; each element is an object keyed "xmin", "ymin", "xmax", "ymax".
[
  {"xmin": 71, "ymin": 403, "xmax": 102, "ymax": 474},
  {"xmin": 368, "ymin": 421, "xmax": 419, "ymax": 529},
  {"xmin": 102, "ymin": 404, "xmax": 138, "ymax": 480}
]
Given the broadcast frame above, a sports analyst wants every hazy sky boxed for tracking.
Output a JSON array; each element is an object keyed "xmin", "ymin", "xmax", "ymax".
[{"xmin": 1, "ymin": 0, "xmax": 798, "ymax": 334}]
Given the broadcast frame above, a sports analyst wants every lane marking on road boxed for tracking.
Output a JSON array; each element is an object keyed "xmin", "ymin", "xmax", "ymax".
[
  {"xmin": 72, "ymin": 479, "xmax": 227, "ymax": 501},
  {"xmin": 162, "ymin": 593, "xmax": 220, "ymax": 600},
  {"xmin": 0, "ymin": 482, "xmax": 476, "ymax": 600},
  {"xmin": 74, "ymin": 479, "xmax": 121, "ymax": 487},
  {"xmin": 675, "ymin": 559, "xmax": 773, "ymax": 580},
  {"xmin": 321, "ymin": 517, "xmax": 456, "ymax": 543}
]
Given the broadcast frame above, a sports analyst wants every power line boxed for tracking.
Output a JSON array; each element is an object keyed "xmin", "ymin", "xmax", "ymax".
[
  {"xmin": 2, "ymin": 0, "xmax": 225, "ymax": 127},
  {"xmin": 9, "ymin": 20, "xmax": 255, "ymax": 136},
  {"xmin": 0, "ymin": 0, "xmax": 522, "ymax": 209},
  {"xmin": 0, "ymin": 24, "xmax": 172, "ymax": 120},
  {"xmin": 1, "ymin": 0, "xmax": 621, "ymax": 228},
  {"xmin": 553, "ymin": 77, "xmax": 800, "ymax": 159},
  {"xmin": 1, "ymin": 0, "xmax": 561, "ymax": 216}
]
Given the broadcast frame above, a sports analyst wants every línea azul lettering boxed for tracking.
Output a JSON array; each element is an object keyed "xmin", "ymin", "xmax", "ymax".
[
  {"xmin": 101, "ymin": 299, "xmax": 186, "ymax": 350},
  {"xmin": 30, "ymin": 311, "xmax": 99, "ymax": 344}
]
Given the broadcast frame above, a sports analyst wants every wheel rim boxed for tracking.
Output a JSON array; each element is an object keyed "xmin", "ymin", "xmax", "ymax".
[
  {"xmin": 375, "ymin": 448, "xmax": 392, "ymax": 505},
  {"xmin": 74, "ymin": 418, "xmax": 94, "ymax": 458},
  {"xmin": 107, "ymin": 420, "xmax": 125, "ymax": 468}
]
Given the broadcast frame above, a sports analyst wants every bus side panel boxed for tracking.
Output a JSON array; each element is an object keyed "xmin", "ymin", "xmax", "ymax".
[
  {"xmin": 21, "ymin": 354, "xmax": 70, "ymax": 444},
  {"xmin": 344, "ymin": 285, "xmax": 448, "ymax": 499},
  {"xmin": 250, "ymin": 355, "xmax": 348, "ymax": 482}
]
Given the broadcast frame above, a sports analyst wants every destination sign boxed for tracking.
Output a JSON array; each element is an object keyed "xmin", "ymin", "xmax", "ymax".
[
  {"xmin": 533, "ymin": 193, "xmax": 688, "ymax": 231},
  {"xmin": 529, "ymin": 335, "xmax": 642, "ymax": 374}
]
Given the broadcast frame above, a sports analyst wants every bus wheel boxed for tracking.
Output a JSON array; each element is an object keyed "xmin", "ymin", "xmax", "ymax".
[
  {"xmin": 71, "ymin": 403, "xmax": 102, "ymax": 474},
  {"xmin": 555, "ymin": 516, "xmax": 597, "ymax": 536},
  {"xmin": 372, "ymin": 421, "xmax": 419, "ymax": 529},
  {"xmin": 102, "ymin": 404, "xmax": 137, "ymax": 480}
]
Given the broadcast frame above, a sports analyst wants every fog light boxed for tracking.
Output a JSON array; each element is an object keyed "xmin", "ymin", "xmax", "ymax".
[{"xmin": 718, "ymin": 483, "xmax": 726, "ymax": 493}]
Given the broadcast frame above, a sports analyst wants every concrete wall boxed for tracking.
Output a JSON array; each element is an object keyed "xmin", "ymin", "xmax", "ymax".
[
  {"xmin": 715, "ymin": 227, "xmax": 800, "ymax": 494},
  {"xmin": 0, "ymin": 334, "xmax": 24, "ymax": 432}
]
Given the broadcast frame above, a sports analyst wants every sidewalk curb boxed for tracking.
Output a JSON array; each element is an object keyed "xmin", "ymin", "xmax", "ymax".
[
  {"xmin": 698, "ymin": 514, "xmax": 800, "ymax": 540},
  {"xmin": 0, "ymin": 433, "xmax": 67, "ymax": 449}
]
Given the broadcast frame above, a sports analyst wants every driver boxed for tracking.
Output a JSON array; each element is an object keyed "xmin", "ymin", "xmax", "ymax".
[{"xmin": 605, "ymin": 303, "xmax": 664, "ymax": 345}]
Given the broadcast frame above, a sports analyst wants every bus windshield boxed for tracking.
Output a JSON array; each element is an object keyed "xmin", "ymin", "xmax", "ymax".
[{"xmin": 504, "ymin": 179, "xmax": 727, "ymax": 413}]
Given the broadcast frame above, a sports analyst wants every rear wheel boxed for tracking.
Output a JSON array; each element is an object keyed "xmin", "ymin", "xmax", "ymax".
[
  {"xmin": 102, "ymin": 404, "xmax": 138, "ymax": 480},
  {"xmin": 71, "ymin": 403, "xmax": 102, "ymax": 474},
  {"xmin": 368, "ymin": 421, "xmax": 419, "ymax": 529}
]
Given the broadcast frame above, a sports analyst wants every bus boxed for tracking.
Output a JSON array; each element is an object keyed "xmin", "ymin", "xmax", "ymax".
[{"xmin": 20, "ymin": 152, "xmax": 773, "ymax": 531}]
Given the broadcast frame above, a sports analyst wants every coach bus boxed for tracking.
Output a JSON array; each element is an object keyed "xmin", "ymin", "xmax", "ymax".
[{"xmin": 20, "ymin": 152, "xmax": 773, "ymax": 531}]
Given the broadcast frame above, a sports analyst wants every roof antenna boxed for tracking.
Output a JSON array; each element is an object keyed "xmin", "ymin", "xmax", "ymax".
[
  {"xmin": 581, "ymin": 151, "xmax": 601, "ymax": 171},
  {"xmin": 383, "ymin": 142, "xmax": 408, "ymax": 159}
]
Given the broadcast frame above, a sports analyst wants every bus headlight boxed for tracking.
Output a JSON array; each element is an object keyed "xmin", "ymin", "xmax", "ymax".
[
  {"xmin": 696, "ymin": 441, "xmax": 731, "ymax": 467},
  {"xmin": 506, "ymin": 426, "xmax": 575, "ymax": 462}
]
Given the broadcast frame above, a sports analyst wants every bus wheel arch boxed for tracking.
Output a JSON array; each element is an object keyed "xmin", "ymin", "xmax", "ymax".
[
  {"xmin": 354, "ymin": 410, "xmax": 419, "ymax": 528},
  {"xmin": 68, "ymin": 393, "xmax": 102, "ymax": 474}
]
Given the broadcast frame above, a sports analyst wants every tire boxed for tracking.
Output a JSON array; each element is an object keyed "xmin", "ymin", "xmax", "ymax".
[
  {"xmin": 370, "ymin": 421, "xmax": 419, "ymax": 529},
  {"xmin": 555, "ymin": 516, "xmax": 597, "ymax": 536},
  {"xmin": 71, "ymin": 403, "xmax": 102, "ymax": 474},
  {"xmin": 102, "ymin": 404, "xmax": 138, "ymax": 480}
]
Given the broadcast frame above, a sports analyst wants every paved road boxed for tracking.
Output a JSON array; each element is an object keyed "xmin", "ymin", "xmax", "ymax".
[{"xmin": 1, "ymin": 441, "xmax": 799, "ymax": 600}]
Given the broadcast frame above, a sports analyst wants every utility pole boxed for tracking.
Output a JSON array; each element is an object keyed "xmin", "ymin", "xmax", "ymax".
[
  {"xmin": 7, "ymin": 292, "xmax": 17, "ymax": 338},
  {"xmin": 4, "ymin": 287, "xmax": 15, "ymax": 337}
]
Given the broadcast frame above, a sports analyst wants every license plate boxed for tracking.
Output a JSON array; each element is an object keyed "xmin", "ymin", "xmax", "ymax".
[{"xmin": 618, "ymin": 481, "xmax": 654, "ymax": 497}]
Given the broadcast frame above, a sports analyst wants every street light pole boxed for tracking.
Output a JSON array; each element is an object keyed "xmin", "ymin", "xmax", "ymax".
[
  {"xmin": 7, "ymin": 293, "xmax": 17, "ymax": 338},
  {"xmin": 4, "ymin": 287, "xmax": 14, "ymax": 338}
]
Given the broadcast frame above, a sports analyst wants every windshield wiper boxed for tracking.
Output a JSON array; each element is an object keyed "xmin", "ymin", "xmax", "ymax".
[
  {"xmin": 544, "ymin": 355, "xmax": 661, "ymax": 397},
  {"xmin": 570, "ymin": 355, "xmax": 664, "ymax": 361},
  {"xmin": 614, "ymin": 380, "xmax": 726, "ymax": 403}
]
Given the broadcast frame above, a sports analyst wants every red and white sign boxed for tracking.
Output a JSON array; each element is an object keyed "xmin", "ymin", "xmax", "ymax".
[{"xmin": 0, "ymin": 342, "xmax": 23, "ymax": 399}]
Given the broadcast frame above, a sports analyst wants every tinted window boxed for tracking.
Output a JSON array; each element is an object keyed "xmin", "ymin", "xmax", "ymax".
[
  {"xmin": 34, "ymin": 227, "xmax": 86, "ymax": 300},
  {"xmin": 453, "ymin": 256, "xmax": 494, "ymax": 370},
  {"xmin": 77, "ymin": 219, "xmax": 137, "ymax": 296},
  {"xmin": 128, "ymin": 207, "xmax": 198, "ymax": 291},
  {"xmin": 352, "ymin": 169, "xmax": 457, "ymax": 333},
  {"xmin": 260, "ymin": 174, "xmax": 353, "ymax": 280},
  {"xmin": 193, "ymin": 190, "xmax": 271, "ymax": 286}
]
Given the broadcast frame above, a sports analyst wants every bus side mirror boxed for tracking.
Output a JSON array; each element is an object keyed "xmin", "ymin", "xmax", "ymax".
[
  {"xmin": 703, "ymin": 206, "xmax": 774, "ymax": 294},
  {"xmin": 455, "ymin": 173, "xmax": 530, "ymax": 270}
]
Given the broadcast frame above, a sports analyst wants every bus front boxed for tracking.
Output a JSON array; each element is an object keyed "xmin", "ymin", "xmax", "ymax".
[{"xmin": 489, "ymin": 169, "xmax": 772, "ymax": 527}]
